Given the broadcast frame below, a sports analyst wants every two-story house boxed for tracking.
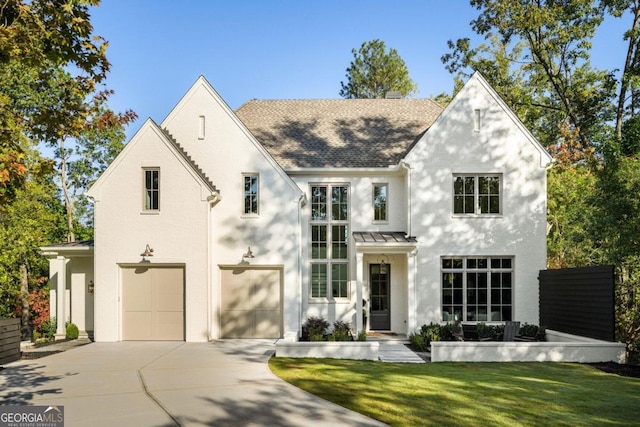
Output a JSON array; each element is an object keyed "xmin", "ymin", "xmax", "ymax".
[{"xmin": 43, "ymin": 72, "xmax": 552, "ymax": 342}]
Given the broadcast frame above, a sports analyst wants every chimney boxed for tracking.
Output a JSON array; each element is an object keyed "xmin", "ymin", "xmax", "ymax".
[{"xmin": 385, "ymin": 91, "xmax": 402, "ymax": 99}]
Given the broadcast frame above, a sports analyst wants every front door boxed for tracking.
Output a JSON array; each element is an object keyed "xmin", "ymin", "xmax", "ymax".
[{"xmin": 370, "ymin": 264, "xmax": 390, "ymax": 330}]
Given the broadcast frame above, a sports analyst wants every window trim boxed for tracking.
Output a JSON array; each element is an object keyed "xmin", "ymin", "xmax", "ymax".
[
  {"xmin": 242, "ymin": 173, "xmax": 259, "ymax": 217},
  {"xmin": 198, "ymin": 115, "xmax": 206, "ymax": 140},
  {"xmin": 452, "ymin": 173, "xmax": 503, "ymax": 217},
  {"xmin": 372, "ymin": 182, "xmax": 388, "ymax": 223},
  {"xmin": 441, "ymin": 256, "xmax": 514, "ymax": 322},
  {"xmin": 309, "ymin": 183, "xmax": 350, "ymax": 300},
  {"xmin": 142, "ymin": 168, "xmax": 160, "ymax": 213}
]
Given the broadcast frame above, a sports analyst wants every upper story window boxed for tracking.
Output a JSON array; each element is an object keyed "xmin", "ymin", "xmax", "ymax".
[
  {"xmin": 144, "ymin": 168, "xmax": 160, "ymax": 211},
  {"xmin": 310, "ymin": 185, "xmax": 349, "ymax": 299},
  {"xmin": 243, "ymin": 174, "xmax": 259, "ymax": 215},
  {"xmin": 453, "ymin": 174, "xmax": 501, "ymax": 215},
  {"xmin": 473, "ymin": 109, "xmax": 481, "ymax": 132},
  {"xmin": 373, "ymin": 183, "xmax": 388, "ymax": 222}
]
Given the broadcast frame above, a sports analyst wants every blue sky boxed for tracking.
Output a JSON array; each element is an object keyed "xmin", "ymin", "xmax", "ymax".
[{"xmin": 90, "ymin": 1, "xmax": 632, "ymax": 139}]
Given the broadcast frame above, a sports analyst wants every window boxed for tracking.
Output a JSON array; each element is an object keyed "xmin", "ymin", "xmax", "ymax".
[
  {"xmin": 453, "ymin": 174, "xmax": 501, "ymax": 215},
  {"xmin": 441, "ymin": 256, "xmax": 513, "ymax": 322},
  {"xmin": 310, "ymin": 185, "xmax": 349, "ymax": 299},
  {"xmin": 144, "ymin": 168, "xmax": 160, "ymax": 211},
  {"xmin": 198, "ymin": 115, "xmax": 205, "ymax": 139},
  {"xmin": 373, "ymin": 183, "xmax": 388, "ymax": 222},
  {"xmin": 473, "ymin": 109, "xmax": 481, "ymax": 132},
  {"xmin": 243, "ymin": 174, "xmax": 259, "ymax": 215}
]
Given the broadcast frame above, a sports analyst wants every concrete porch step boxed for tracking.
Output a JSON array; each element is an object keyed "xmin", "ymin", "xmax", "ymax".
[{"xmin": 378, "ymin": 342, "xmax": 426, "ymax": 363}]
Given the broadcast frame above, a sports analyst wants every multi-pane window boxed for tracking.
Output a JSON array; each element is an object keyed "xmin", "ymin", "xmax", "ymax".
[
  {"xmin": 144, "ymin": 168, "xmax": 159, "ymax": 211},
  {"xmin": 243, "ymin": 174, "xmax": 259, "ymax": 215},
  {"xmin": 310, "ymin": 185, "xmax": 349, "ymax": 299},
  {"xmin": 373, "ymin": 183, "xmax": 388, "ymax": 221},
  {"xmin": 453, "ymin": 174, "xmax": 501, "ymax": 214},
  {"xmin": 441, "ymin": 256, "xmax": 513, "ymax": 322}
]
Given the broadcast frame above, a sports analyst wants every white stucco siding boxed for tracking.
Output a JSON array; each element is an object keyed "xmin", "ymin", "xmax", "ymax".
[
  {"xmin": 90, "ymin": 124, "xmax": 211, "ymax": 342},
  {"xmin": 405, "ymin": 73, "xmax": 550, "ymax": 329}
]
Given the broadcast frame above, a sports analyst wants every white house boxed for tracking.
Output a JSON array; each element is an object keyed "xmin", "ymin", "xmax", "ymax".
[{"xmin": 43, "ymin": 72, "xmax": 552, "ymax": 342}]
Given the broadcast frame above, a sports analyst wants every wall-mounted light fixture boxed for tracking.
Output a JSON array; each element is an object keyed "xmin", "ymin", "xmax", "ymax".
[
  {"xmin": 378, "ymin": 254, "xmax": 389, "ymax": 274},
  {"xmin": 88, "ymin": 280, "xmax": 94, "ymax": 294},
  {"xmin": 140, "ymin": 244, "xmax": 154, "ymax": 257},
  {"xmin": 242, "ymin": 246, "xmax": 255, "ymax": 258}
]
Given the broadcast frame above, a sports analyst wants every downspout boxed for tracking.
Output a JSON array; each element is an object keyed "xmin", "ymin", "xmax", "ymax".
[
  {"xmin": 400, "ymin": 161, "xmax": 412, "ymax": 237},
  {"xmin": 206, "ymin": 191, "xmax": 222, "ymax": 341},
  {"xmin": 296, "ymin": 192, "xmax": 307, "ymax": 341}
]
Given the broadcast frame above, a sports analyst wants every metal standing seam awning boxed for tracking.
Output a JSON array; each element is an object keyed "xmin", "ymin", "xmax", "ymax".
[{"xmin": 352, "ymin": 231, "xmax": 418, "ymax": 253}]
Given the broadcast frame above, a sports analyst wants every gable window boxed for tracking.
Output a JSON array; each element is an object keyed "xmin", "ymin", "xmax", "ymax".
[
  {"xmin": 198, "ymin": 115, "xmax": 206, "ymax": 139},
  {"xmin": 144, "ymin": 168, "xmax": 160, "ymax": 211},
  {"xmin": 310, "ymin": 185, "xmax": 349, "ymax": 299},
  {"xmin": 473, "ymin": 109, "xmax": 481, "ymax": 132},
  {"xmin": 453, "ymin": 174, "xmax": 501, "ymax": 215},
  {"xmin": 243, "ymin": 174, "xmax": 259, "ymax": 215},
  {"xmin": 373, "ymin": 183, "xmax": 388, "ymax": 222},
  {"xmin": 441, "ymin": 256, "xmax": 513, "ymax": 322}
]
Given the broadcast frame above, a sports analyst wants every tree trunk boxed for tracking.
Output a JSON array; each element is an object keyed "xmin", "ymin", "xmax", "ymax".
[
  {"xmin": 59, "ymin": 138, "xmax": 75, "ymax": 242},
  {"xmin": 615, "ymin": 3, "xmax": 640, "ymax": 140},
  {"xmin": 20, "ymin": 261, "xmax": 30, "ymax": 341}
]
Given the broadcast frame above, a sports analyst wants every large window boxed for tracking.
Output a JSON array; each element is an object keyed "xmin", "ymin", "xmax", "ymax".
[
  {"xmin": 453, "ymin": 174, "xmax": 501, "ymax": 215},
  {"xmin": 243, "ymin": 174, "xmax": 259, "ymax": 215},
  {"xmin": 310, "ymin": 185, "xmax": 349, "ymax": 299},
  {"xmin": 144, "ymin": 168, "xmax": 160, "ymax": 211},
  {"xmin": 441, "ymin": 256, "xmax": 513, "ymax": 321},
  {"xmin": 373, "ymin": 183, "xmax": 388, "ymax": 222}
]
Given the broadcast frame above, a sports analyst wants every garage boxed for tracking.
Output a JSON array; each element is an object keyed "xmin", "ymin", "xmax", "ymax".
[
  {"xmin": 220, "ymin": 267, "xmax": 282, "ymax": 338},
  {"xmin": 122, "ymin": 266, "xmax": 184, "ymax": 340}
]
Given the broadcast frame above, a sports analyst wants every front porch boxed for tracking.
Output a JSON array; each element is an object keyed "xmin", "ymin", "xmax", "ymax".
[{"xmin": 353, "ymin": 231, "xmax": 418, "ymax": 336}]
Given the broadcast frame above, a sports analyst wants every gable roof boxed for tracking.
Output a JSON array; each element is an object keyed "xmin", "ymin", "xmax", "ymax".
[
  {"xmin": 235, "ymin": 98, "xmax": 443, "ymax": 169},
  {"xmin": 88, "ymin": 118, "xmax": 218, "ymax": 200}
]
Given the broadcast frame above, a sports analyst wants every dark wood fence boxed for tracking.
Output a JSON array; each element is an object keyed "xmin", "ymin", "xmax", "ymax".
[
  {"xmin": 0, "ymin": 318, "xmax": 21, "ymax": 365},
  {"xmin": 539, "ymin": 265, "xmax": 615, "ymax": 341}
]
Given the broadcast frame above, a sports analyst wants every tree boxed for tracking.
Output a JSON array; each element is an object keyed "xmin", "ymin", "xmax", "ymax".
[
  {"xmin": 340, "ymin": 39, "xmax": 418, "ymax": 99},
  {"xmin": 0, "ymin": 0, "xmax": 135, "ymax": 242}
]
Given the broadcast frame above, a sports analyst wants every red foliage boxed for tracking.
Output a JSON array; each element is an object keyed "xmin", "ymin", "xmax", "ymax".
[{"xmin": 28, "ymin": 288, "xmax": 50, "ymax": 331}]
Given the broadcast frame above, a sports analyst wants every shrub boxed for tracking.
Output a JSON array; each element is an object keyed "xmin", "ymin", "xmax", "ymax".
[
  {"xmin": 477, "ymin": 322, "xmax": 502, "ymax": 340},
  {"xmin": 519, "ymin": 323, "xmax": 539, "ymax": 338},
  {"xmin": 302, "ymin": 316, "xmax": 329, "ymax": 341},
  {"xmin": 37, "ymin": 317, "xmax": 56, "ymax": 342},
  {"xmin": 410, "ymin": 322, "xmax": 442, "ymax": 351},
  {"xmin": 440, "ymin": 323, "xmax": 456, "ymax": 341},
  {"xmin": 330, "ymin": 320, "xmax": 353, "ymax": 341},
  {"xmin": 357, "ymin": 330, "xmax": 367, "ymax": 341},
  {"xmin": 66, "ymin": 322, "xmax": 79, "ymax": 340}
]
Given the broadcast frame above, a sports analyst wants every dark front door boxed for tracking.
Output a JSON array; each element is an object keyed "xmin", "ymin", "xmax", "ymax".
[{"xmin": 370, "ymin": 264, "xmax": 390, "ymax": 330}]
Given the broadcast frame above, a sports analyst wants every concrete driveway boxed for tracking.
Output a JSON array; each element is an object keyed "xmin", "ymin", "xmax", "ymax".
[{"xmin": 1, "ymin": 340, "xmax": 387, "ymax": 427}]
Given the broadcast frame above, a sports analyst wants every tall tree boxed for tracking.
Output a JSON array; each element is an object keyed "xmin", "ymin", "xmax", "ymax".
[
  {"xmin": 340, "ymin": 39, "xmax": 418, "ymax": 99},
  {"xmin": 0, "ymin": 0, "xmax": 135, "ymax": 241}
]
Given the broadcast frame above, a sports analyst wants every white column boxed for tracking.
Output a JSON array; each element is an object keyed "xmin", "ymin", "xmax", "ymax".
[
  {"xmin": 407, "ymin": 250, "xmax": 418, "ymax": 334},
  {"xmin": 55, "ymin": 256, "xmax": 69, "ymax": 340},
  {"xmin": 71, "ymin": 271, "xmax": 88, "ymax": 338},
  {"xmin": 356, "ymin": 252, "xmax": 364, "ymax": 333}
]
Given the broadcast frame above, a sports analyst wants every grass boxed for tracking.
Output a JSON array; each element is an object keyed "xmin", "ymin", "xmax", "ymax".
[{"xmin": 269, "ymin": 358, "xmax": 640, "ymax": 426}]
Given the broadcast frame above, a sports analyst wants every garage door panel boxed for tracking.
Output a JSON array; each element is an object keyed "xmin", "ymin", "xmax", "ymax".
[
  {"xmin": 255, "ymin": 309, "xmax": 280, "ymax": 338},
  {"xmin": 156, "ymin": 311, "xmax": 184, "ymax": 340},
  {"xmin": 252, "ymin": 270, "xmax": 280, "ymax": 309},
  {"xmin": 123, "ymin": 312, "xmax": 152, "ymax": 340},
  {"xmin": 220, "ymin": 268, "xmax": 282, "ymax": 339},
  {"xmin": 221, "ymin": 310, "xmax": 254, "ymax": 338},
  {"xmin": 221, "ymin": 270, "xmax": 253, "ymax": 310},
  {"xmin": 122, "ymin": 269, "xmax": 152, "ymax": 311},
  {"xmin": 122, "ymin": 266, "xmax": 184, "ymax": 341}
]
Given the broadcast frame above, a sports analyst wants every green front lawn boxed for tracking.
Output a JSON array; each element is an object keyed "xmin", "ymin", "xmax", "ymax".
[{"xmin": 269, "ymin": 358, "xmax": 640, "ymax": 426}]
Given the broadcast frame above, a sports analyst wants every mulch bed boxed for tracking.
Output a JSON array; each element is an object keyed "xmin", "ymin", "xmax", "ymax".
[
  {"xmin": 588, "ymin": 362, "xmax": 640, "ymax": 378},
  {"xmin": 21, "ymin": 351, "xmax": 63, "ymax": 360}
]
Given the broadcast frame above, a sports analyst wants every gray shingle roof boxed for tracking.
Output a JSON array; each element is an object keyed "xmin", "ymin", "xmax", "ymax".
[{"xmin": 235, "ymin": 99, "xmax": 443, "ymax": 169}]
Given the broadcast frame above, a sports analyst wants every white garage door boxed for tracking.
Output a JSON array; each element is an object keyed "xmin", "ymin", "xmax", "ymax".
[
  {"xmin": 122, "ymin": 266, "xmax": 184, "ymax": 340},
  {"xmin": 220, "ymin": 267, "xmax": 282, "ymax": 338}
]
